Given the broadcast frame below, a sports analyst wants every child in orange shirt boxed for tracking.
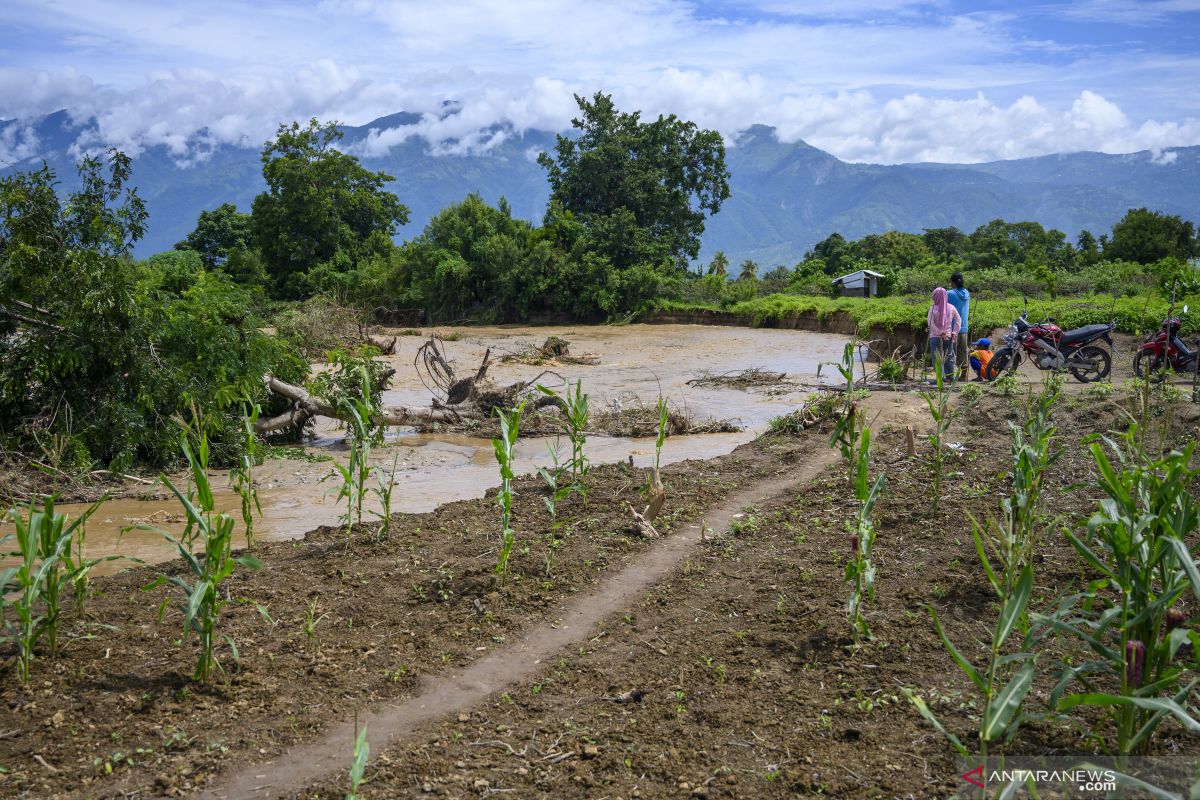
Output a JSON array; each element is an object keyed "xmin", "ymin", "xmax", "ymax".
[{"xmin": 969, "ymin": 338, "xmax": 993, "ymax": 381}]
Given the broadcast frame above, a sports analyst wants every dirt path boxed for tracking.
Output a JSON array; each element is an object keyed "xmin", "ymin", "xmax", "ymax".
[{"xmin": 202, "ymin": 442, "xmax": 849, "ymax": 798}]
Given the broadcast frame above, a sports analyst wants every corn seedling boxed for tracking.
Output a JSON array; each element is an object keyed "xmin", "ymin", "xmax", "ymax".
[
  {"xmin": 845, "ymin": 428, "xmax": 886, "ymax": 641},
  {"xmin": 536, "ymin": 380, "xmax": 590, "ymax": 486},
  {"xmin": 1037, "ymin": 429, "xmax": 1200, "ymax": 757},
  {"xmin": 346, "ymin": 718, "xmax": 369, "ymax": 800},
  {"xmin": 369, "ymin": 452, "xmax": 400, "ymax": 541},
  {"xmin": 328, "ymin": 365, "xmax": 377, "ymax": 539},
  {"xmin": 493, "ymin": 402, "xmax": 524, "ymax": 576},
  {"xmin": 974, "ymin": 379, "xmax": 1061, "ymax": 612},
  {"xmin": 820, "ymin": 342, "xmax": 863, "ymax": 483},
  {"xmin": 304, "ymin": 597, "xmax": 327, "ymax": 651},
  {"xmin": 919, "ymin": 365, "xmax": 955, "ymax": 513},
  {"xmin": 230, "ymin": 401, "xmax": 263, "ymax": 548},
  {"xmin": 146, "ymin": 432, "xmax": 262, "ymax": 681},
  {"xmin": 537, "ymin": 439, "xmax": 575, "ymax": 518},
  {"xmin": 1, "ymin": 496, "xmax": 105, "ymax": 681},
  {"xmin": 906, "ymin": 563, "xmax": 1041, "ymax": 765},
  {"xmin": 654, "ymin": 395, "xmax": 669, "ymax": 471}
]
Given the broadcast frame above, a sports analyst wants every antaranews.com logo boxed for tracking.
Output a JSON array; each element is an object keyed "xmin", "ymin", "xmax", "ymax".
[{"xmin": 956, "ymin": 756, "xmax": 1197, "ymax": 798}]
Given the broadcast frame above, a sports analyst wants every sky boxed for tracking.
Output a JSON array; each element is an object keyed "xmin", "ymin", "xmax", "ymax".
[{"xmin": 1, "ymin": 0, "xmax": 1199, "ymax": 165}]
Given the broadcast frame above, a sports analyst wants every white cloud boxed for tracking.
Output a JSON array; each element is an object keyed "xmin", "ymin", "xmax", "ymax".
[{"xmin": 1, "ymin": 0, "xmax": 1198, "ymax": 165}]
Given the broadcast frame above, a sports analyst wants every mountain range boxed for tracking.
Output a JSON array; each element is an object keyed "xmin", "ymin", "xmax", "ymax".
[{"xmin": 3, "ymin": 110, "xmax": 1198, "ymax": 268}]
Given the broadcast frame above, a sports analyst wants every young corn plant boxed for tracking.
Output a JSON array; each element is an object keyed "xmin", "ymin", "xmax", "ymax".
[
  {"xmin": 845, "ymin": 427, "xmax": 886, "ymax": 641},
  {"xmin": 537, "ymin": 440, "xmax": 573, "ymax": 519},
  {"xmin": 493, "ymin": 402, "xmax": 525, "ymax": 576},
  {"xmin": 974, "ymin": 379, "xmax": 1061, "ymax": 610},
  {"xmin": 346, "ymin": 719, "xmax": 370, "ymax": 800},
  {"xmin": 1037, "ymin": 429, "xmax": 1200, "ymax": 757},
  {"xmin": 62, "ymin": 499, "xmax": 125, "ymax": 614},
  {"xmin": 147, "ymin": 432, "xmax": 262, "ymax": 682},
  {"xmin": 1, "ymin": 497, "xmax": 104, "ymax": 682},
  {"xmin": 905, "ymin": 563, "xmax": 1040, "ymax": 765},
  {"xmin": 329, "ymin": 365, "xmax": 377, "ymax": 539},
  {"xmin": 919, "ymin": 364, "xmax": 955, "ymax": 513},
  {"xmin": 820, "ymin": 342, "xmax": 863, "ymax": 482},
  {"xmin": 536, "ymin": 380, "xmax": 590, "ymax": 486},
  {"xmin": 369, "ymin": 452, "xmax": 400, "ymax": 541},
  {"xmin": 230, "ymin": 401, "xmax": 263, "ymax": 549},
  {"xmin": 654, "ymin": 395, "xmax": 669, "ymax": 471}
]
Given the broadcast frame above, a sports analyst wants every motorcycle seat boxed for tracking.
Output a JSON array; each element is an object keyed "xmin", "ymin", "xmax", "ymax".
[{"xmin": 1060, "ymin": 323, "xmax": 1111, "ymax": 345}]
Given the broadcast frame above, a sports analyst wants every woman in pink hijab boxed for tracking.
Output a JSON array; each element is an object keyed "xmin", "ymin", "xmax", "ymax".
[{"xmin": 928, "ymin": 287, "xmax": 961, "ymax": 382}]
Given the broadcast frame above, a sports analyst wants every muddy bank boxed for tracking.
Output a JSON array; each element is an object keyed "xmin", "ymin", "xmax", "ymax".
[{"xmin": 640, "ymin": 308, "xmax": 924, "ymax": 360}]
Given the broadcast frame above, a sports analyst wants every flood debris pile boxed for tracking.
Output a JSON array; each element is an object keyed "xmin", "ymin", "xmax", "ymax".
[
  {"xmin": 500, "ymin": 336, "xmax": 601, "ymax": 366},
  {"xmin": 687, "ymin": 366, "xmax": 787, "ymax": 389},
  {"xmin": 260, "ymin": 335, "xmax": 739, "ymax": 438}
]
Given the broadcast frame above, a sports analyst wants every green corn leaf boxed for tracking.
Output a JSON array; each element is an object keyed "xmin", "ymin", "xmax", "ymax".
[
  {"xmin": 1071, "ymin": 762, "xmax": 1183, "ymax": 800},
  {"xmin": 928, "ymin": 606, "xmax": 985, "ymax": 692},
  {"xmin": 186, "ymin": 581, "xmax": 211, "ymax": 624},
  {"xmin": 235, "ymin": 554, "xmax": 263, "ymax": 570},
  {"xmin": 982, "ymin": 660, "xmax": 1035, "ymax": 741},
  {"xmin": 1059, "ymin": 693, "xmax": 1200, "ymax": 732},
  {"xmin": 994, "ymin": 564, "xmax": 1033, "ymax": 648},
  {"xmin": 1168, "ymin": 537, "xmax": 1200, "ymax": 601},
  {"xmin": 902, "ymin": 688, "xmax": 967, "ymax": 756}
]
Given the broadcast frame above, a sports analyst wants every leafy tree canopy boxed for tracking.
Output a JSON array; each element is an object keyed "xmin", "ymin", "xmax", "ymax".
[
  {"xmin": 251, "ymin": 118, "xmax": 409, "ymax": 299},
  {"xmin": 0, "ymin": 153, "xmax": 304, "ymax": 469},
  {"xmin": 1104, "ymin": 207, "xmax": 1199, "ymax": 265},
  {"xmin": 175, "ymin": 202, "xmax": 252, "ymax": 270},
  {"xmin": 537, "ymin": 92, "xmax": 730, "ymax": 270}
]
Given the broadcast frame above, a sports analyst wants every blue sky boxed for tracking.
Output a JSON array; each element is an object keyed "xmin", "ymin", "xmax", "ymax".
[{"xmin": 1, "ymin": 0, "xmax": 1198, "ymax": 164}]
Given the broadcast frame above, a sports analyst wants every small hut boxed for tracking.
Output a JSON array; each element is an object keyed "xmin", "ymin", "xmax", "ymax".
[{"xmin": 832, "ymin": 269, "xmax": 884, "ymax": 298}]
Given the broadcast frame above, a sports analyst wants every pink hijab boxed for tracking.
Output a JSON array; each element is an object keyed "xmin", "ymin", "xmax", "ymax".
[{"xmin": 931, "ymin": 287, "xmax": 952, "ymax": 330}]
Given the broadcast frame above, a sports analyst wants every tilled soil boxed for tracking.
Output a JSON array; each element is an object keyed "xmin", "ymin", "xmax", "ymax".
[
  {"xmin": 0, "ymin": 422, "xmax": 828, "ymax": 799},
  {"xmin": 286, "ymin": 391, "xmax": 1199, "ymax": 799},
  {"xmin": 3, "ymin": 388, "xmax": 1199, "ymax": 799}
]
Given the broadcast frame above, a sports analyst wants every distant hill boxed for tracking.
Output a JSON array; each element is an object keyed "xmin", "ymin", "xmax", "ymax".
[{"xmin": 3, "ymin": 111, "xmax": 1197, "ymax": 267}]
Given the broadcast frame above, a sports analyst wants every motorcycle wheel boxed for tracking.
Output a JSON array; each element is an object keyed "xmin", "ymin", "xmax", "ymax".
[
  {"xmin": 1069, "ymin": 345, "xmax": 1111, "ymax": 383},
  {"xmin": 1132, "ymin": 349, "xmax": 1168, "ymax": 383},
  {"xmin": 984, "ymin": 347, "xmax": 1017, "ymax": 381}
]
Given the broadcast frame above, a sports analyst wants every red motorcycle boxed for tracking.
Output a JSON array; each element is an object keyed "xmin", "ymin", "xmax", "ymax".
[
  {"xmin": 985, "ymin": 313, "xmax": 1115, "ymax": 383},
  {"xmin": 1133, "ymin": 305, "xmax": 1197, "ymax": 381}
]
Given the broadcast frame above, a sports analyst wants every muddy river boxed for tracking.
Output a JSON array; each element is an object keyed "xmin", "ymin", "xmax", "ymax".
[{"xmin": 11, "ymin": 324, "xmax": 849, "ymax": 573}]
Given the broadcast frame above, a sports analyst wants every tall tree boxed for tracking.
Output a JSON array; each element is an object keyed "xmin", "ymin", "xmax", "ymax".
[
  {"xmin": 707, "ymin": 250, "xmax": 729, "ymax": 277},
  {"xmin": 176, "ymin": 202, "xmax": 252, "ymax": 271},
  {"xmin": 1104, "ymin": 207, "xmax": 1198, "ymax": 264},
  {"xmin": 537, "ymin": 93, "xmax": 730, "ymax": 270},
  {"xmin": 251, "ymin": 119, "xmax": 409, "ymax": 298}
]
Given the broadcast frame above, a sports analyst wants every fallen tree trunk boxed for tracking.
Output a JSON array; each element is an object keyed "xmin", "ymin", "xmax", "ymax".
[{"xmin": 256, "ymin": 376, "xmax": 461, "ymax": 434}]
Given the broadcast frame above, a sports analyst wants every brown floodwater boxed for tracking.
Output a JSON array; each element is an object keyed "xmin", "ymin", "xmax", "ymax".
[{"xmin": 6, "ymin": 324, "xmax": 849, "ymax": 574}]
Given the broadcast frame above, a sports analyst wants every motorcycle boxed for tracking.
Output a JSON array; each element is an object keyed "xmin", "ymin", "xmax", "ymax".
[
  {"xmin": 1133, "ymin": 305, "xmax": 1198, "ymax": 381},
  {"xmin": 984, "ymin": 313, "xmax": 1115, "ymax": 383}
]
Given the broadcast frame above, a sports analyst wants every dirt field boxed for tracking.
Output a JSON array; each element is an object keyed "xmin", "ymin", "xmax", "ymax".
[{"xmin": 2, "ymin": 381, "xmax": 1199, "ymax": 799}]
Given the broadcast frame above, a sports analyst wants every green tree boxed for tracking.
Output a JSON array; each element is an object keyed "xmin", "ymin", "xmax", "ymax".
[
  {"xmin": 808, "ymin": 232, "xmax": 850, "ymax": 275},
  {"xmin": 922, "ymin": 227, "xmax": 966, "ymax": 262},
  {"xmin": 707, "ymin": 250, "xmax": 729, "ymax": 277},
  {"xmin": 1076, "ymin": 229, "xmax": 1101, "ymax": 267},
  {"xmin": 0, "ymin": 153, "xmax": 303, "ymax": 469},
  {"xmin": 251, "ymin": 119, "xmax": 409, "ymax": 298},
  {"xmin": 1104, "ymin": 207, "xmax": 1198, "ymax": 265},
  {"xmin": 176, "ymin": 203, "xmax": 252, "ymax": 271},
  {"xmin": 396, "ymin": 194, "xmax": 563, "ymax": 322},
  {"xmin": 537, "ymin": 92, "xmax": 730, "ymax": 271},
  {"xmin": 738, "ymin": 259, "xmax": 758, "ymax": 281}
]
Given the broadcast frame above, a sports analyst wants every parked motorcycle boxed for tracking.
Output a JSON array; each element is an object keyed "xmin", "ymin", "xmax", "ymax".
[
  {"xmin": 1132, "ymin": 305, "xmax": 1198, "ymax": 381},
  {"xmin": 984, "ymin": 313, "xmax": 1115, "ymax": 383}
]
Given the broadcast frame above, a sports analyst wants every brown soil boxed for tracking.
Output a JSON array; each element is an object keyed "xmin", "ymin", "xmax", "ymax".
[
  {"xmin": 0, "ymin": 412, "xmax": 839, "ymax": 799},
  {"xmin": 3, "ymin": 388, "xmax": 1199, "ymax": 799}
]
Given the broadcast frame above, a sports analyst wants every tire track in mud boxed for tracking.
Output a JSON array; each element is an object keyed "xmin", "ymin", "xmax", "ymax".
[{"xmin": 203, "ymin": 443, "xmax": 843, "ymax": 799}]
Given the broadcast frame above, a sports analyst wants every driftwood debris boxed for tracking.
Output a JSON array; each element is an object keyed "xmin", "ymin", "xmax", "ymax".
[
  {"xmin": 629, "ymin": 466, "xmax": 666, "ymax": 537},
  {"xmin": 500, "ymin": 336, "xmax": 601, "ymax": 366},
  {"xmin": 256, "ymin": 376, "xmax": 459, "ymax": 434},
  {"xmin": 687, "ymin": 367, "xmax": 787, "ymax": 389}
]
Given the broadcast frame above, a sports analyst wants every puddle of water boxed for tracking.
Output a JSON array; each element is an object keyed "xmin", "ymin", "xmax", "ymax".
[{"xmin": 6, "ymin": 324, "xmax": 847, "ymax": 574}]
